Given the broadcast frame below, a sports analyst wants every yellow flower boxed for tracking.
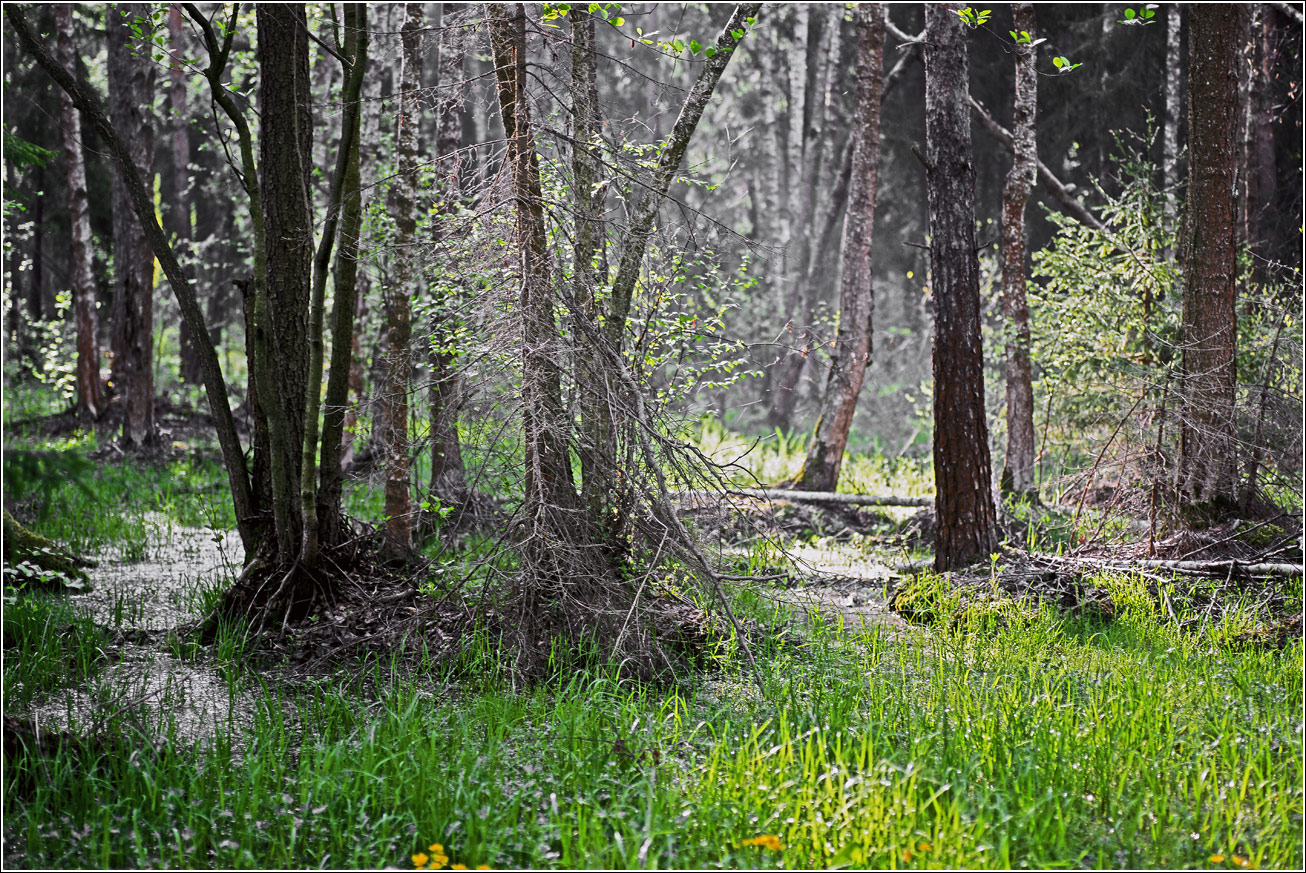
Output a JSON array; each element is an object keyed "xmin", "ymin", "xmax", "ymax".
[
  {"xmin": 430, "ymin": 844, "xmax": 445, "ymax": 853},
  {"xmin": 452, "ymin": 865, "xmax": 468, "ymax": 871},
  {"xmin": 412, "ymin": 853, "xmax": 430, "ymax": 869},
  {"xmin": 741, "ymin": 834, "xmax": 784, "ymax": 851},
  {"xmin": 903, "ymin": 848, "xmax": 914, "ymax": 863},
  {"xmin": 1231, "ymin": 857, "xmax": 1250, "ymax": 868},
  {"xmin": 918, "ymin": 841, "xmax": 932, "ymax": 852},
  {"xmin": 476, "ymin": 866, "xmax": 492, "ymax": 870},
  {"xmin": 1210, "ymin": 856, "xmax": 1226, "ymax": 864}
]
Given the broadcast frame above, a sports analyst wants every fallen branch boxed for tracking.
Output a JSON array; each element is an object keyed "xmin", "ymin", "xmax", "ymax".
[{"xmin": 675, "ymin": 489, "xmax": 933, "ymax": 508}]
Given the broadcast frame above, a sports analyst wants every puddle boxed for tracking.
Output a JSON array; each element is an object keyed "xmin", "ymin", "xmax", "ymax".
[{"xmin": 26, "ymin": 515, "xmax": 266, "ymax": 750}]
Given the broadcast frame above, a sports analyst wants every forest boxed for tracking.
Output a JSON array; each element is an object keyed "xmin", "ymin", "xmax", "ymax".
[{"xmin": 1, "ymin": 2, "xmax": 1302, "ymax": 869}]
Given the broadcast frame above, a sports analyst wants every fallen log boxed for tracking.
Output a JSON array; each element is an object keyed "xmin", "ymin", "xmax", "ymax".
[
  {"xmin": 1045, "ymin": 555, "xmax": 1303, "ymax": 578},
  {"xmin": 675, "ymin": 488, "xmax": 933, "ymax": 508}
]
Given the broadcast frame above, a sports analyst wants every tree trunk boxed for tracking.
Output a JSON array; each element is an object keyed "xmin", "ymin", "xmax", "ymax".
[
  {"xmin": 791, "ymin": 4, "xmax": 884, "ymax": 492},
  {"xmin": 257, "ymin": 3, "xmax": 314, "ymax": 564},
  {"xmin": 1163, "ymin": 4, "xmax": 1183, "ymax": 262},
  {"xmin": 168, "ymin": 5, "xmax": 200, "ymax": 386},
  {"xmin": 427, "ymin": 2, "xmax": 469, "ymax": 507},
  {"xmin": 572, "ymin": 8, "xmax": 610, "ymax": 517},
  {"xmin": 924, "ymin": 2, "xmax": 998, "ymax": 571},
  {"xmin": 106, "ymin": 3, "xmax": 156, "ymax": 449},
  {"xmin": 999, "ymin": 4, "xmax": 1038, "ymax": 499},
  {"xmin": 380, "ymin": 3, "xmax": 424, "ymax": 557},
  {"xmin": 55, "ymin": 4, "xmax": 101, "ymax": 421},
  {"xmin": 1178, "ymin": 5, "xmax": 1241, "ymax": 511},
  {"xmin": 318, "ymin": 5, "xmax": 369, "ymax": 551},
  {"xmin": 304, "ymin": 4, "xmax": 368, "ymax": 562},
  {"xmin": 489, "ymin": 2, "xmax": 575, "ymax": 509}
]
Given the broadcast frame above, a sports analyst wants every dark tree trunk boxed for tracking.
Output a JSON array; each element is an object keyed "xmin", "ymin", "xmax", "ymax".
[
  {"xmin": 380, "ymin": 3, "xmax": 424, "ymax": 556},
  {"xmin": 56, "ymin": 4, "xmax": 102, "ymax": 420},
  {"xmin": 792, "ymin": 4, "xmax": 884, "ymax": 492},
  {"xmin": 168, "ymin": 5, "xmax": 200, "ymax": 385},
  {"xmin": 106, "ymin": 3, "xmax": 156, "ymax": 449},
  {"xmin": 257, "ymin": 3, "xmax": 314, "ymax": 563},
  {"xmin": 1178, "ymin": 5, "xmax": 1241, "ymax": 510},
  {"xmin": 317, "ymin": 5, "xmax": 369, "ymax": 550},
  {"xmin": 1000, "ymin": 4, "xmax": 1038, "ymax": 498},
  {"xmin": 304, "ymin": 4, "xmax": 368, "ymax": 561},
  {"xmin": 924, "ymin": 2, "xmax": 998, "ymax": 571}
]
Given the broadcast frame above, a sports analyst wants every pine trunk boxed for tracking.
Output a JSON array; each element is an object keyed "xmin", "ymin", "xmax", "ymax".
[
  {"xmin": 106, "ymin": 3, "xmax": 156, "ymax": 448},
  {"xmin": 924, "ymin": 2, "xmax": 998, "ymax": 571},
  {"xmin": 1178, "ymin": 5, "xmax": 1241, "ymax": 510}
]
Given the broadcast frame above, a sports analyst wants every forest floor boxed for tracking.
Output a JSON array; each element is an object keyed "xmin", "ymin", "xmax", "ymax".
[{"xmin": 2, "ymin": 420, "xmax": 1303, "ymax": 870}]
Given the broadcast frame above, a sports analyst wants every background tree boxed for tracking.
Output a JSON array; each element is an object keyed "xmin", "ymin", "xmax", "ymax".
[
  {"xmin": 380, "ymin": 3, "xmax": 424, "ymax": 556},
  {"xmin": 924, "ymin": 2, "xmax": 998, "ymax": 571},
  {"xmin": 105, "ymin": 3, "xmax": 156, "ymax": 448},
  {"xmin": 1177, "ymin": 5, "xmax": 1241, "ymax": 510},
  {"xmin": 1000, "ymin": 3, "xmax": 1038, "ymax": 498},
  {"xmin": 789, "ymin": 4, "xmax": 885, "ymax": 493},
  {"xmin": 55, "ymin": 4, "xmax": 100, "ymax": 421}
]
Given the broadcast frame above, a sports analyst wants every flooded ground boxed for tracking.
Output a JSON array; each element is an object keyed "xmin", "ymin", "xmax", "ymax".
[{"xmin": 28, "ymin": 515, "xmax": 264, "ymax": 750}]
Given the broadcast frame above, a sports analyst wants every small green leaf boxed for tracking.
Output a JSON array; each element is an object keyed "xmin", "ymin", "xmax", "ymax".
[
  {"xmin": 704, "ymin": 46, "xmax": 718, "ymax": 58},
  {"xmin": 611, "ymin": 15, "xmax": 624, "ymax": 26},
  {"xmin": 745, "ymin": 16, "xmax": 756, "ymax": 26},
  {"xmin": 689, "ymin": 38, "xmax": 702, "ymax": 54},
  {"xmin": 1053, "ymin": 55, "xmax": 1065, "ymax": 68},
  {"xmin": 1125, "ymin": 8, "xmax": 1136, "ymax": 19}
]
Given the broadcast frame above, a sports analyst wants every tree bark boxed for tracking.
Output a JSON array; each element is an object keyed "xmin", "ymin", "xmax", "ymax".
[
  {"xmin": 380, "ymin": 3, "xmax": 424, "ymax": 556},
  {"xmin": 924, "ymin": 2, "xmax": 998, "ymax": 571},
  {"xmin": 55, "ymin": 4, "xmax": 101, "ymax": 421},
  {"xmin": 1178, "ymin": 5, "xmax": 1241, "ymax": 510},
  {"xmin": 488, "ymin": 2, "xmax": 578, "ymax": 574},
  {"xmin": 304, "ymin": 4, "xmax": 368, "ymax": 562},
  {"xmin": 791, "ymin": 4, "xmax": 884, "ymax": 492},
  {"xmin": 168, "ymin": 5, "xmax": 200, "ymax": 385},
  {"xmin": 318, "ymin": 5, "xmax": 369, "ymax": 551},
  {"xmin": 106, "ymin": 4, "xmax": 156, "ymax": 448},
  {"xmin": 258, "ymin": 3, "xmax": 314, "ymax": 564},
  {"xmin": 999, "ymin": 4, "xmax": 1038, "ymax": 498}
]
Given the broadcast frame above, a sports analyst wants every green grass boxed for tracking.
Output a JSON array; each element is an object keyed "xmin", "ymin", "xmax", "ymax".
[
  {"xmin": 5, "ymin": 588, "xmax": 1300, "ymax": 869},
  {"xmin": 3, "ymin": 402, "xmax": 1300, "ymax": 869}
]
